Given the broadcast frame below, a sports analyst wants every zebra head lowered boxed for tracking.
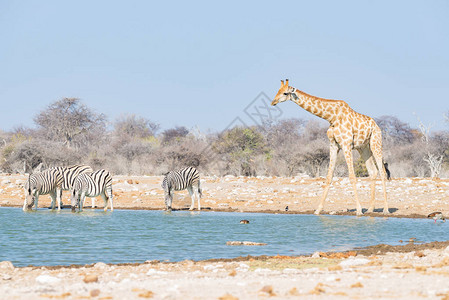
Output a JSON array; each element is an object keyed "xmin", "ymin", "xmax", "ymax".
[
  {"xmin": 23, "ymin": 175, "xmax": 37, "ymax": 211},
  {"xmin": 70, "ymin": 179, "xmax": 82, "ymax": 212}
]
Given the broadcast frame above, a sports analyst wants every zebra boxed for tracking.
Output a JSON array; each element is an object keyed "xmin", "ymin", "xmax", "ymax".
[
  {"xmin": 162, "ymin": 166, "xmax": 202, "ymax": 211},
  {"xmin": 23, "ymin": 168, "xmax": 63, "ymax": 211},
  {"xmin": 51, "ymin": 164, "xmax": 93, "ymax": 208},
  {"xmin": 70, "ymin": 169, "xmax": 113, "ymax": 212}
]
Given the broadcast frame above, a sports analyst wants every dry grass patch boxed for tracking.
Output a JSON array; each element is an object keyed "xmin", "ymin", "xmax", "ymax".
[
  {"xmin": 309, "ymin": 283, "xmax": 326, "ymax": 295},
  {"xmin": 218, "ymin": 293, "xmax": 239, "ymax": 300},
  {"xmin": 288, "ymin": 287, "xmax": 300, "ymax": 296},
  {"xmin": 434, "ymin": 257, "xmax": 449, "ymax": 268},
  {"xmin": 415, "ymin": 266, "xmax": 427, "ymax": 272},
  {"xmin": 39, "ymin": 293, "xmax": 71, "ymax": 299},
  {"xmin": 248, "ymin": 257, "xmax": 340, "ymax": 271},
  {"xmin": 259, "ymin": 285, "xmax": 276, "ymax": 296},
  {"xmin": 392, "ymin": 263, "xmax": 414, "ymax": 269},
  {"xmin": 350, "ymin": 282, "xmax": 364, "ymax": 288}
]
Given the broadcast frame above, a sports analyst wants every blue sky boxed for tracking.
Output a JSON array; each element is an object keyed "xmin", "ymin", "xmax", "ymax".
[{"xmin": 1, "ymin": 0, "xmax": 448, "ymax": 133}]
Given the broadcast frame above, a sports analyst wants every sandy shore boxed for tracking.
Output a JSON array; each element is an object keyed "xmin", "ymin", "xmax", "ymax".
[{"xmin": 1, "ymin": 174, "xmax": 449, "ymax": 299}]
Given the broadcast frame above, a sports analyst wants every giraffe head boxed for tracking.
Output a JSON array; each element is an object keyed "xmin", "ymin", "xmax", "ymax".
[{"xmin": 271, "ymin": 79, "xmax": 296, "ymax": 106}]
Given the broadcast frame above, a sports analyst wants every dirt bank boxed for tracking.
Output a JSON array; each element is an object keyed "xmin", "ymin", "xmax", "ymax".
[
  {"xmin": 2, "ymin": 241, "xmax": 449, "ymax": 299},
  {"xmin": 2, "ymin": 174, "xmax": 449, "ymax": 218}
]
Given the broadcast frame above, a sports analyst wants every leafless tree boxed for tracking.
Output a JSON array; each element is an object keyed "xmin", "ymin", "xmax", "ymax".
[
  {"xmin": 34, "ymin": 98, "xmax": 106, "ymax": 149},
  {"xmin": 161, "ymin": 126, "xmax": 189, "ymax": 144},
  {"xmin": 416, "ymin": 117, "xmax": 445, "ymax": 178},
  {"xmin": 114, "ymin": 114, "xmax": 159, "ymax": 139},
  {"xmin": 375, "ymin": 115, "xmax": 415, "ymax": 144}
]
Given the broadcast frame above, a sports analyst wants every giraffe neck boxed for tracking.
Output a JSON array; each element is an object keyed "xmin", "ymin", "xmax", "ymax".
[{"xmin": 290, "ymin": 88, "xmax": 343, "ymax": 124}]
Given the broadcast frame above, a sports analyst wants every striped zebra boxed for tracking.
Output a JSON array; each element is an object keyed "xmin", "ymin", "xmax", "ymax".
[
  {"xmin": 70, "ymin": 169, "xmax": 113, "ymax": 212},
  {"xmin": 23, "ymin": 168, "xmax": 63, "ymax": 211},
  {"xmin": 51, "ymin": 165, "xmax": 93, "ymax": 207},
  {"xmin": 162, "ymin": 166, "xmax": 202, "ymax": 211}
]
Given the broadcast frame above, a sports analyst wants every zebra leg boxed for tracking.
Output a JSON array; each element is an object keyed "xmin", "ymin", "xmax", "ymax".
[
  {"xmin": 187, "ymin": 186, "xmax": 194, "ymax": 210},
  {"xmin": 34, "ymin": 193, "xmax": 40, "ymax": 210},
  {"xmin": 56, "ymin": 187, "xmax": 62, "ymax": 210},
  {"xmin": 101, "ymin": 192, "xmax": 108, "ymax": 212},
  {"xmin": 196, "ymin": 181, "xmax": 201, "ymax": 211},
  {"xmin": 164, "ymin": 191, "xmax": 172, "ymax": 211},
  {"xmin": 108, "ymin": 188, "xmax": 114, "ymax": 212},
  {"xmin": 92, "ymin": 197, "xmax": 96, "ymax": 209},
  {"xmin": 49, "ymin": 191, "xmax": 57, "ymax": 210},
  {"xmin": 80, "ymin": 193, "xmax": 86, "ymax": 212},
  {"xmin": 49, "ymin": 193, "xmax": 54, "ymax": 210},
  {"xmin": 23, "ymin": 193, "xmax": 29, "ymax": 211},
  {"xmin": 34, "ymin": 193, "xmax": 39, "ymax": 210},
  {"xmin": 58, "ymin": 188, "xmax": 64, "ymax": 208}
]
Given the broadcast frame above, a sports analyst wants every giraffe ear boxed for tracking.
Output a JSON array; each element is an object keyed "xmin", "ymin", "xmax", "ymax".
[
  {"xmin": 280, "ymin": 80, "xmax": 284, "ymax": 87},
  {"xmin": 285, "ymin": 79, "xmax": 289, "ymax": 87}
]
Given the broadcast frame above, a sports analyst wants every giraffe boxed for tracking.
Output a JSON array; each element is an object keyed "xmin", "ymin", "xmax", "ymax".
[{"xmin": 272, "ymin": 79, "xmax": 389, "ymax": 215}]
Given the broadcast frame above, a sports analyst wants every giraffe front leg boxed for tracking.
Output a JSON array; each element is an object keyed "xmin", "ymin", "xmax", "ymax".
[
  {"xmin": 343, "ymin": 147, "xmax": 362, "ymax": 216},
  {"xmin": 315, "ymin": 142, "xmax": 338, "ymax": 215}
]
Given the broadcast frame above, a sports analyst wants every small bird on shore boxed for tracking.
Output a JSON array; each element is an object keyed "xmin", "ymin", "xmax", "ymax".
[
  {"xmin": 428, "ymin": 212, "xmax": 445, "ymax": 223},
  {"xmin": 240, "ymin": 220, "xmax": 249, "ymax": 224},
  {"xmin": 285, "ymin": 206, "xmax": 289, "ymax": 212}
]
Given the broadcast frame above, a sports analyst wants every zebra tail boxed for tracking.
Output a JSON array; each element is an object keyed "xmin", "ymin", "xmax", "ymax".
[{"xmin": 198, "ymin": 180, "xmax": 202, "ymax": 198}]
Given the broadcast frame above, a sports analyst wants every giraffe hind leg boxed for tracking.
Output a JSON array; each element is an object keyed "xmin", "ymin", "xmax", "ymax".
[
  {"xmin": 358, "ymin": 147, "xmax": 378, "ymax": 213},
  {"xmin": 343, "ymin": 146, "xmax": 362, "ymax": 216},
  {"xmin": 373, "ymin": 152, "xmax": 389, "ymax": 214},
  {"xmin": 370, "ymin": 132, "xmax": 390, "ymax": 214}
]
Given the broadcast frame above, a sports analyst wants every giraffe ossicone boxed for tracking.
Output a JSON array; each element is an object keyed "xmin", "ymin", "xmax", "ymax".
[{"xmin": 272, "ymin": 79, "xmax": 389, "ymax": 216}]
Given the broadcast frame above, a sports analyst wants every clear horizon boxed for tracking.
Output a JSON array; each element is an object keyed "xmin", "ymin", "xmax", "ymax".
[{"xmin": 1, "ymin": 0, "xmax": 448, "ymax": 133}]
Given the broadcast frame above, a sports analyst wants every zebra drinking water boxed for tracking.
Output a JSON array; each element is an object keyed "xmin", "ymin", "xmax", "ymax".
[
  {"xmin": 70, "ymin": 169, "xmax": 114, "ymax": 212},
  {"xmin": 162, "ymin": 166, "xmax": 202, "ymax": 211},
  {"xmin": 51, "ymin": 164, "xmax": 93, "ymax": 208},
  {"xmin": 23, "ymin": 168, "xmax": 63, "ymax": 211}
]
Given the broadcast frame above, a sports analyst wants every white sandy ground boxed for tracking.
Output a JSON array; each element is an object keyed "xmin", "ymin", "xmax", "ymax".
[
  {"xmin": 2, "ymin": 174, "xmax": 449, "ymax": 299},
  {"xmin": 2, "ymin": 245, "xmax": 449, "ymax": 299}
]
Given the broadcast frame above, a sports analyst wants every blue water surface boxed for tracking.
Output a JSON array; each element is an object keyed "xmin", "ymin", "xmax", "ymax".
[{"xmin": 0, "ymin": 207, "xmax": 446, "ymax": 266}]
